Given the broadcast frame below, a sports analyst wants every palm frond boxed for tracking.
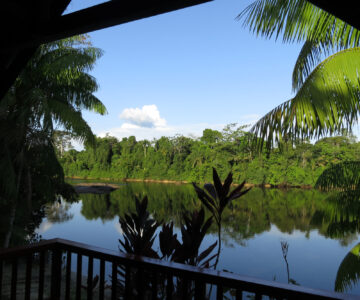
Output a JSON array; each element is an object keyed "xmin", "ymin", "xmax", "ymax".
[
  {"xmin": 335, "ymin": 243, "xmax": 360, "ymax": 292},
  {"xmin": 292, "ymin": 39, "xmax": 334, "ymax": 92},
  {"xmin": 251, "ymin": 48, "xmax": 360, "ymax": 149},
  {"xmin": 237, "ymin": 0, "xmax": 360, "ymax": 48},
  {"xmin": 46, "ymin": 98, "xmax": 96, "ymax": 145}
]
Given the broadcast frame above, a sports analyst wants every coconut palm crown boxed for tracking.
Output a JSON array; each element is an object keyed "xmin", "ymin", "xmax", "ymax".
[{"xmin": 238, "ymin": 0, "xmax": 360, "ymax": 148}]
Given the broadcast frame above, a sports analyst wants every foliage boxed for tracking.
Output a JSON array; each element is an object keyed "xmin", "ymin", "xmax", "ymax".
[
  {"xmin": 0, "ymin": 35, "xmax": 105, "ymax": 247},
  {"xmin": 251, "ymin": 48, "xmax": 360, "ymax": 148},
  {"xmin": 193, "ymin": 168, "xmax": 251, "ymax": 227},
  {"xmin": 60, "ymin": 128, "xmax": 360, "ymax": 187},
  {"xmin": 118, "ymin": 196, "xmax": 160, "ymax": 258},
  {"xmin": 118, "ymin": 196, "xmax": 217, "ymax": 267},
  {"xmin": 193, "ymin": 168, "xmax": 250, "ymax": 270},
  {"xmin": 117, "ymin": 195, "xmax": 217, "ymax": 298},
  {"xmin": 315, "ymin": 161, "xmax": 360, "ymax": 191},
  {"xmin": 335, "ymin": 243, "xmax": 360, "ymax": 292},
  {"xmin": 238, "ymin": 0, "xmax": 360, "ymax": 148},
  {"xmin": 171, "ymin": 209, "xmax": 217, "ymax": 267},
  {"xmin": 238, "ymin": 0, "xmax": 360, "ymax": 90}
]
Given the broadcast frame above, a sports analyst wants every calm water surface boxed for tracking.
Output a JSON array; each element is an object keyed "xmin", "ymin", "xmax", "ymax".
[{"xmin": 32, "ymin": 182, "xmax": 360, "ymax": 296}]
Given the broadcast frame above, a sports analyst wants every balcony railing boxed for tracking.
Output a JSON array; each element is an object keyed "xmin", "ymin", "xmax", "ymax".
[{"xmin": 0, "ymin": 238, "xmax": 356, "ymax": 299}]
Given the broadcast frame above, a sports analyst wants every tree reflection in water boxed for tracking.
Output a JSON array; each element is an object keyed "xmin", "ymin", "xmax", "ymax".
[
  {"xmin": 280, "ymin": 241, "xmax": 299, "ymax": 286},
  {"xmin": 3, "ymin": 181, "xmax": 360, "ymax": 293},
  {"xmin": 44, "ymin": 197, "xmax": 73, "ymax": 223}
]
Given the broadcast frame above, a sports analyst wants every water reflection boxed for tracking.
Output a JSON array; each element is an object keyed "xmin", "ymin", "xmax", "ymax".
[
  {"xmin": 44, "ymin": 198, "xmax": 73, "ymax": 223},
  {"xmin": 77, "ymin": 185, "xmax": 360, "ymax": 245},
  {"xmin": 2, "ymin": 182, "xmax": 360, "ymax": 295},
  {"xmin": 280, "ymin": 241, "xmax": 299, "ymax": 285},
  {"xmin": 336, "ymin": 243, "xmax": 360, "ymax": 293}
]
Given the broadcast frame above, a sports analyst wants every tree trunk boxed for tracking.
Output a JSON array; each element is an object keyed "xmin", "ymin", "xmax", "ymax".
[
  {"xmin": 3, "ymin": 149, "xmax": 25, "ymax": 248},
  {"xmin": 3, "ymin": 202, "xmax": 17, "ymax": 248},
  {"xmin": 26, "ymin": 166, "xmax": 32, "ymax": 212}
]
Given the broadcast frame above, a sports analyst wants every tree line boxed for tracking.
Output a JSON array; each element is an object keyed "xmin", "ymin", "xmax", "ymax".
[{"xmin": 59, "ymin": 125, "xmax": 360, "ymax": 186}]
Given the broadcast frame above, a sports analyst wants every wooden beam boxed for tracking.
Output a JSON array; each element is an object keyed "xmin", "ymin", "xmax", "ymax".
[
  {"xmin": 2, "ymin": 0, "xmax": 212, "ymax": 52},
  {"xmin": 0, "ymin": 0, "xmax": 71, "ymax": 100},
  {"xmin": 307, "ymin": 0, "xmax": 360, "ymax": 30}
]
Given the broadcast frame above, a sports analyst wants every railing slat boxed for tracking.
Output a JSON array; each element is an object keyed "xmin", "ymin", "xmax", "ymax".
[
  {"xmin": 195, "ymin": 280, "xmax": 205, "ymax": 300},
  {"xmin": 87, "ymin": 256, "xmax": 94, "ymax": 300},
  {"xmin": 65, "ymin": 251, "xmax": 71, "ymax": 300},
  {"xmin": 255, "ymin": 293, "xmax": 262, "ymax": 300},
  {"xmin": 51, "ymin": 248, "xmax": 62, "ymax": 300},
  {"xmin": 38, "ymin": 251, "xmax": 45, "ymax": 300},
  {"xmin": 76, "ymin": 254, "xmax": 82, "ymax": 300},
  {"xmin": 137, "ymin": 267, "xmax": 144, "ymax": 300},
  {"xmin": 181, "ymin": 277, "xmax": 189, "ymax": 300},
  {"xmin": 0, "ymin": 238, "xmax": 352, "ymax": 300},
  {"xmin": 151, "ymin": 270, "xmax": 158, "ymax": 300},
  {"xmin": 217, "ymin": 284, "xmax": 223, "ymax": 300},
  {"xmin": 11, "ymin": 257, "xmax": 17, "ymax": 300},
  {"xmin": 99, "ymin": 259, "xmax": 105, "ymax": 300},
  {"xmin": 125, "ymin": 265, "xmax": 131, "ymax": 299},
  {"xmin": 166, "ymin": 273, "xmax": 173, "ymax": 300},
  {"xmin": 0, "ymin": 259, "xmax": 3, "ymax": 298},
  {"xmin": 235, "ymin": 289, "xmax": 242, "ymax": 300},
  {"xmin": 25, "ymin": 254, "xmax": 32, "ymax": 300},
  {"xmin": 111, "ymin": 260, "xmax": 117, "ymax": 300}
]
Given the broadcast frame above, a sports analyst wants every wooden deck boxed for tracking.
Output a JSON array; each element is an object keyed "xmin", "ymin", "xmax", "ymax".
[{"xmin": 0, "ymin": 238, "xmax": 356, "ymax": 299}]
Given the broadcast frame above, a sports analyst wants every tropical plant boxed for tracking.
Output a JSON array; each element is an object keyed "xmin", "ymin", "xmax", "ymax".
[
  {"xmin": 118, "ymin": 196, "xmax": 160, "ymax": 258},
  {"xmin": 238, "ymin": 0, "xmax": 360, "ymax": 148},
  {"xmin": 171, "ymin": 209, "xmax": 217, "ymax": 267},
  {"xmin": 0, "ymin": 35, "xmax": 106, "ymax": 247},
  {"xmin": 192, "ymin": 168, "xmax": 251, "ymax": 267},
  {"xmin": 117, "ymin": 196, "xmax": 217, "ymax": 298},
  {"xmin": 251, "ymin": 48, "xmax": 360, "ymax": 148}
]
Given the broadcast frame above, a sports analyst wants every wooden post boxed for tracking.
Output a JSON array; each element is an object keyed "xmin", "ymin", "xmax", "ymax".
[
  {"xmin": 112, "ymin": 261, "xmax": 117, "ymax": 300},
  {"xmin": 24, "ymin": 254, "xmax": 32, "ymax": 300},
  {"xmin": 76, "ymin": 254, "xmax": 82, "ymax": 300},
  {"xmin": 65, "ymin": 251, "xmax": 72, "ymax": 300},
  {"xmin": 99, "ymin": 259, "xmax": 105, "ymax": 300},
  {"xmin": 87, "ymin": 256, "xmax": 94, "ymax": 300},
  {"xmin": 0, "ymin": 259, "xmax": 3, "ymax": 298},
  {"xmin": 11, "ymin": 258, "xmax": 17, "ymax": 300},
  {"xmin": 38, "ymin": 251, "xmax": 45, "ymax": 300},
  {"xmin": 50, "ymin": 248, "xmax": 62, "ymax": 300}
]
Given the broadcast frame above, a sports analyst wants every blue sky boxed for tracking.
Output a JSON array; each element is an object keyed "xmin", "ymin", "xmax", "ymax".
[{"xmin": 66, "ymin": 0, "xmax": 304, "ymax": 141}]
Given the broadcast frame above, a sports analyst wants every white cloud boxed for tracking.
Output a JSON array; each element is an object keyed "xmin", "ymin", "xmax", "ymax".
[
  {"xmin": 96, "ymin": 105, "xmax": 261, "ymax": 142},
  {"xmin": 119, "ymin": 105, "xmax": 166, "ymax": 128},
  {"xmin": 36, "ymin": 220, "xmax": 53, "ymax": 234}
]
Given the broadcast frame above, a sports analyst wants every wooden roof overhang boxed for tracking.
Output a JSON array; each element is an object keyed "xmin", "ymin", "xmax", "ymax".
[
  {"xmin": 0, "ymin": 0, "xmax": 212, "ymax": 100},
  {"xmin": 0, "ymin": 0, "xmax": 359, "ymax": 101}
]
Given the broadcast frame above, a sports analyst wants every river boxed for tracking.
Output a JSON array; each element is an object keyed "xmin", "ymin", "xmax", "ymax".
[{"xmin": 2, "ymin": 181, "xmax": 360, "ymax": 296}]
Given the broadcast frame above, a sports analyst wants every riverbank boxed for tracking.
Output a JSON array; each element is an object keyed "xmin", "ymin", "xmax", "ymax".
[{"xmin": 67, "ymin": 176, "xmax": 313, "ymax": 189}]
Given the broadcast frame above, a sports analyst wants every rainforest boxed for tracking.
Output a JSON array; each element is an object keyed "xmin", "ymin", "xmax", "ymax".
[{"xmin": 59, "ymin": 125, "xmax": 360, "ymax": 187}]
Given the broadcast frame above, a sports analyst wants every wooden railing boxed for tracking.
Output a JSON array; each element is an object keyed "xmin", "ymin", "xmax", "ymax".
[{"xmin": 0, "ymin": 238, "xmax": 356, "ymax": 299}]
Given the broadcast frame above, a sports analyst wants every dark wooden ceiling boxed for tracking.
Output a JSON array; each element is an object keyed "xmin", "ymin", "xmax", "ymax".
[
  {"xmin": 0, "ymin": 0, "xmax": 212, "ymax": 100},
  {"xmin": 0, "ymin": 0, "xmax": 359, "ymax": 100}
]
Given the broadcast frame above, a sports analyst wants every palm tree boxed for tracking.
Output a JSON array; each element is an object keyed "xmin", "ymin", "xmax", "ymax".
[
  {"xmin": 0, "ymin": 35, "xmax": 106, "ymax": 247},
  {"xmin": 238, "ymin": 0, "xmax": 360, "ymax": 148}
]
